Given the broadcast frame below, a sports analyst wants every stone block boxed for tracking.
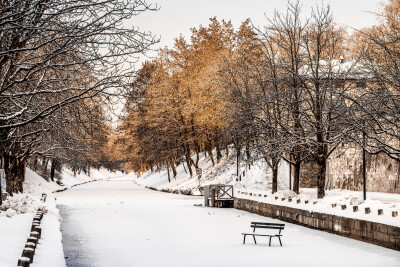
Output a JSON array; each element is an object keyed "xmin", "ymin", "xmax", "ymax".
[
  {"xmin": 17, "ymin": 257, "xmax": 30, "ymax": 267},
  {"xmin": 379, "ymin": 224, "xmax": 389, "ymax": 234},
  {"xmin": 350, "ymin": 226, "xmax": 359, "ymax": 237},
  {"xmin": 354, "ymin": 219, "xmax": 361, "ymax": 230},
  {"xmin": 21, "ymin": 248, "xmax": 34, "ymax": 263},
  {"xmin": 26, "ymin": 237, "xmax": 37, "ymax": 246},
  {"xmin": 344, "ymin": 218, "xmax": 355, "ymax": 229}
]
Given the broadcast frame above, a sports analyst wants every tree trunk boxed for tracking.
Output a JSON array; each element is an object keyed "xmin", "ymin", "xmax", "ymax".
[
  {"xmin": 194, "ymin": 140, "xmax": 200, "ymax": 167},
  {"xmin": 216, "ymin": 141, "xmax": 222, "ymax": 163},
  {"xmin": 182, "ymin": 161, "xmax": 187, "ymax": 174},
  {"xmin": 293, "ymin": 161, "xmax": 301, "ymax": 194},
  {"xmin": 0, "ymin": 153, "xmax": 2, "ymax": 205},
  {"xmin": 184, "ymin": 147, "xmax": 193, "ymax": 177},
  {"xmin": 245, "ymin": 141, "xmax": 251, "ymax": 162},
  {"xmin": 236, "ymin": 146, "xmax": 240, "ymax": 177},
  {"xmin": 32, "ymin": 156, "xmax": 38, "ymax": 171},
  {"xmin": 272, "ymin": 165, "xmax": 278, "ymax": 194},
  {"xmin": 43, "ymin": 158, "xmax": 48, "ymax": 179},
  {"xmin": 171, "ymin": 162, "xmax": 177, "ymax": 178},
  {"xmin": 4, "ymin": 152, "xmax": 12, "ymax": 196},
  {"xmin": 317, "ymin": 159, "xmax": 327, "ymax": 198},
  {"xmin": 4, "ymin": 154, "xmax": 26, "ymax": 194},
  {"xmin": 207, "ymin": 144, "xmax": 215, "ymax": 167},
  {"xmin": 50, "ymin": 159, "xmax": 56, "ymax": 182},
  {"xmin": 167, "ymin": 167, "xmax": 170, "ymax": 183},
  {"xmin": 15, "ymin": 159, "xmax": 26, "ymax": 193}
]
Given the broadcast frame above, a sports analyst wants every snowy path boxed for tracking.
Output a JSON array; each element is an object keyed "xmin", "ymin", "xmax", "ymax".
[{"xmin": 56, "ymin": 179, "xmax": 400, "ymax": 267}]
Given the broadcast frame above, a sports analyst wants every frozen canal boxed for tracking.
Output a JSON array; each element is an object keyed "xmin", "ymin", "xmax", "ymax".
[{"xmin": 56, "ymin": 179, "xmax": 400, "ymax": 267}]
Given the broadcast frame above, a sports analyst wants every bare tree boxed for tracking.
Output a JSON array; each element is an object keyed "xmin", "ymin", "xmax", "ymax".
[
  {"xmin": 0, "ymin": 0, "xmax": 158, "ymax": 195},
  {"xmin": 300, "ymin": 5, "xmax": 355, "ymax": 198},
  {"xmin": 255, "ymin": 0, "xmax": 310, "ymax": 194},
  {"xmin": 351, "ymin": 0, "xmax": 400, "ymax": 161}
]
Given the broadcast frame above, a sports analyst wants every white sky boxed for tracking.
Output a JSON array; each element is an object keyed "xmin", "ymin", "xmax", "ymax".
[{"xmin": 130, "ymin": 0, "xmax": 381, "ymax": 60}]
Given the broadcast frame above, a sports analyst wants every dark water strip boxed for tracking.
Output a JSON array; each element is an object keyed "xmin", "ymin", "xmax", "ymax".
[{"xmin": 58, "ymin": 205, "xmax": 99, "ymax": 267}]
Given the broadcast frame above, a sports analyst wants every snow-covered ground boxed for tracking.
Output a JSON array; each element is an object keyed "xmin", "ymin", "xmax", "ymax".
[
  {"xmin": 57, "ymin": 178, "xmax": 400, "ymax": 267},
  {"xmin": 0, "ymin": 191, "xmax": 65, "ymax": 267},
  {"xmin": 0, "ymin": 166, "xmax": 123, "ymax": 267},
  {"xmin": 58, "ymin": 167, "xmax": 126, "ymax": 188},
  {"xmin": 136, "ymin": 151, "xmax": 291, "ymax": 194},
  {"xmin": 135, "ymin": 151, "xmax": 400, "ymax": 227},
  {"xmin": 1, "ymin": 151, "xmax": 399, "ymax": 266}
]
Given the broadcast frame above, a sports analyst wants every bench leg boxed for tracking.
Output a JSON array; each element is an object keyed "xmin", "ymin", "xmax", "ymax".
[
  {"xmin": 243, "ymin": 235, "xmax": 246, "ymax": 244},
  {"xmin": 278, "ymin": 236, "xmax": 282, "ymax": 246},
  {"xmin": 269, "ymin": 237, "xmax": 272, "ymax": 247},
  {"xmin": 253, "ymin": 235, "xmax": 257, "ymax": 244}
]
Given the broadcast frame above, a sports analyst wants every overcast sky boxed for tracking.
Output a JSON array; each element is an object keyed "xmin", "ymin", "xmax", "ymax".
[{"xmin": 130, "ymin": 0, "xmax": 381, "ymax": 59}]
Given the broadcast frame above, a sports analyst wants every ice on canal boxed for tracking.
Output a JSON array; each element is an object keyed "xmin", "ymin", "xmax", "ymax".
[{"xmin": 56, "ymin": 179, "xmax": 400, "ymax": 267}]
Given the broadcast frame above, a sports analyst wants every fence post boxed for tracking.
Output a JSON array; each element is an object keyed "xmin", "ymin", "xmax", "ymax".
[{"xmin": 210, "ymin": 187, "xmax": 216, "ymax": 207}]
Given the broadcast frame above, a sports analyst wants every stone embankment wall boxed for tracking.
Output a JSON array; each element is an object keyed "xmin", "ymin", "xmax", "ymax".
[
  {"xmin": 234, "ymin": 198, "xmax": 400, "ymax": 251},
  {"xmin": 299, "ymin": 146, "xmax": 400, "ymax": 193}
]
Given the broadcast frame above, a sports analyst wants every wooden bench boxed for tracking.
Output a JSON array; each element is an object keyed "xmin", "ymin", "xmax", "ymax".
[{"xmin": 242, "ymin": 222, "xmax": 285, "ymax": 247}]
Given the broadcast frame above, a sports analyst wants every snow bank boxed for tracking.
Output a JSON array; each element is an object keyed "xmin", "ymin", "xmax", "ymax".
[
  {"xmin": 0, "ymin": 194, "xmax": 41, "ymax": 216},
  {"xmin": 59, "ymin": 167, "xmax": 125, "ymax": 188},
  {"xmin": 0, "ymin": 194, "xmax": 65, "ymax": 266},
  {"xmin": 135, "ymin": 149, "xmax": 292, "ymax": 195},
  {"xmin": 0, "ymin": 213, "xmax": 34, "ymax": 266},
  {"xmin": 24, "ymin": 168, "xmax": 63, "ymax": 194}
]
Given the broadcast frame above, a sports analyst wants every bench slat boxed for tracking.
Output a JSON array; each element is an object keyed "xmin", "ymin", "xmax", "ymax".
[
  {"xmin": 242, "ymin": 233, "xmax": 282, "ymax": 237},
  {"xmin": 250, "ymin": 225, "xmax": 284, "ymax": 230},
  {"xmin": 251, "ymin": 222, "xmax": 285, "ymax": 226}
]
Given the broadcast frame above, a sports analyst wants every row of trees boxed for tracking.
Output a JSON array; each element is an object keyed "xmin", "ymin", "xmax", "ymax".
[
  {"xmin": 118, "ymin": 0, "xmax": 399, "ymax": 198},
  {"xmin": 118, "ymin": 18, "xmax": 238, "ymax": 180},
  {"xmin": 0, "ymin": 0, "xmax": 158, "ymax": 201}
]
